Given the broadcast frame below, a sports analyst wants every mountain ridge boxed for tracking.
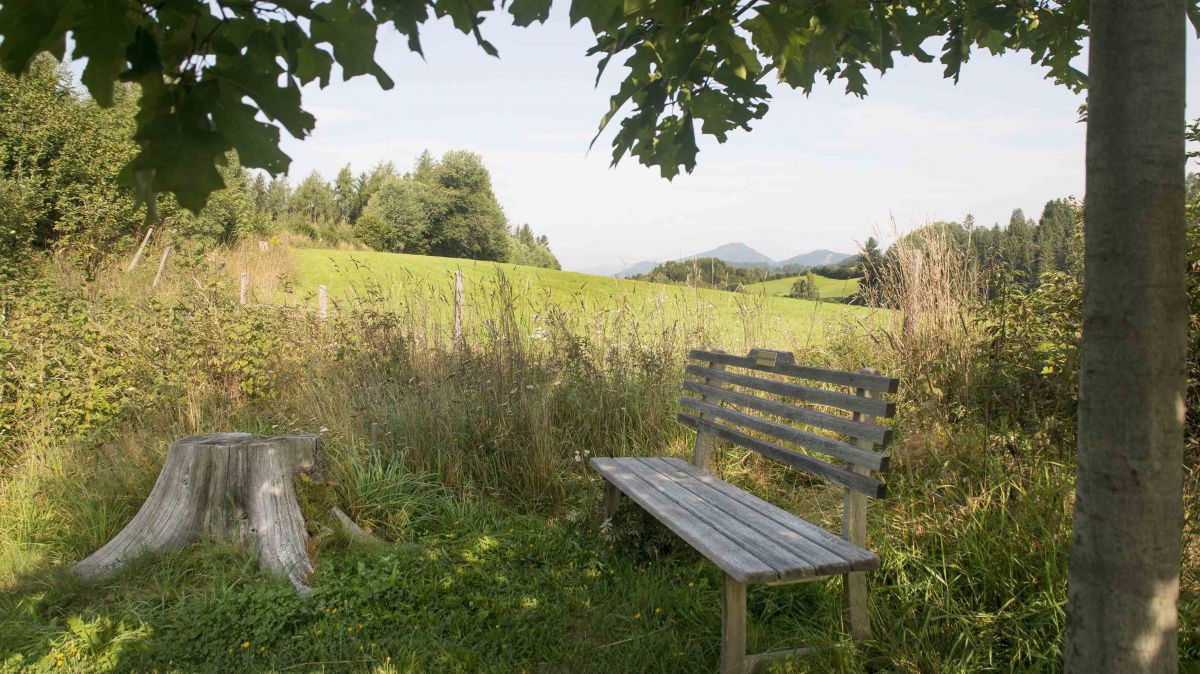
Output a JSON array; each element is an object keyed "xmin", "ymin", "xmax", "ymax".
[{"xmin": 613, "ymin": 242, "xmax": 855, "ymax": 277}]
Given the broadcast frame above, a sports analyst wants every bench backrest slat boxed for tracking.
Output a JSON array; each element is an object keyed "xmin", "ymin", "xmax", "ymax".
[
  {"xmin": 678, "ymin": 349, "xmax": 898, "ymax": 558},
  {"xmin": 681, "ymin": 379, "xmax": 892, "ymax": 446},
  {"xmin": 690, "ymin": 349, "xmax": 899, "ymax": 394},
  {"xmin": 677, "ymin": 413, "xmax": 887, "ymax": 498},
  {"xmin": 679, "ymin": 397, "xmax": 888, "ymax": 472},
  {"xmin": 685, "ymin": 364, "xmax": 896, "ymax": 419},
  {"xmin": 679, "ymin": 349, "xmax": 897, "ymax": 502}
]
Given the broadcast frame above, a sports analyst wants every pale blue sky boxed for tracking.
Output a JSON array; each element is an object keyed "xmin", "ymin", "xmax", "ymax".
[{"xmin": 280, "ymin": 9, "xmax": 1200, "ymax": 272}]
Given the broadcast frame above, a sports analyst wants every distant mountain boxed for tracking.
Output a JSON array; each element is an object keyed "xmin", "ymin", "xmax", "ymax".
[
  {"xmin": 681, "ymin": 242, "xmax": 773, "ymax": 267},
  {"xmin": 775, "ymin": 249, "xmax": 856, "ymax": 268},
  {"xmin": 615, "ymin": 260, "xmax": 661, "ymax": 278},
  {"xmin": 609, "ymin": 244, "xmax": 856, "ymax": 278}
]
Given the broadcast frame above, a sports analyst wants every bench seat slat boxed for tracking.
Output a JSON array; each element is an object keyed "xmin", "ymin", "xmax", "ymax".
[
  {"xmin": 656, "ymin": 457, "xmax": 879, "ymax": 572},
  {"xmin": 589, "ymin": 456, "xmax": 779, "ymax": 583},
  {"xmin": 686, "ymin": 365, "xmax": 896, "ymax": 419},
  {"xmin": 681, "ymin": 379, "xmax": 892, "ymax": 446},
  {"xmin": 590, "ymin": 457, "xmax": 878, "ymax": 582},
  {"xmin": 690, "ymin": 349, "xmax": 900, "ymax": 393},
  {"xmin": 677, "ymin": 413, "xmax": 887, "ymax": 498},
  {"xmin": 679, "ymin": 397, "xmax": 888, "ymax": 472},
  {"xmin": 625, "ymin": 458, "xmax": 832, "ymax": 580},
  {"xmin": 639, "ymin": 458, "xmax": 855, "ymax": 578}
]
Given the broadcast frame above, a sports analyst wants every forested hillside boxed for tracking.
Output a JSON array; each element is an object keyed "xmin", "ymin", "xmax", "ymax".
[{"xmin": 0, "ymin": 57, "xmax": 561, "ymax": 278}]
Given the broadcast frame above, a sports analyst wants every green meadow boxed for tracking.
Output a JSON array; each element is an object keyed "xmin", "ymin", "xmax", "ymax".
[
  {"xmin": 285, "ymin": 248, "xmax": 880, "ymax": 350},
  {"xmin": 744, "ymin": 274, "xmax": 861, "ymax": 302}
]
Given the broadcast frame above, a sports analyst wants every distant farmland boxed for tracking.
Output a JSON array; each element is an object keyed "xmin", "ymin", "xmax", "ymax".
[
  {"xmin": 286, "ymin": 248, "xmax": 882, "ymax": 350},
  {"xmin": 744, "ymin": 273, "xmax": 862, "ymax": 301}
]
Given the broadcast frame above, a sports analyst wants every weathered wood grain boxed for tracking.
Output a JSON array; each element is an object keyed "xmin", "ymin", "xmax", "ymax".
[
  {"xmin": 681, "ymin": 379, "xmax": 892, "ymax": 447},
  {"xmin": 689, "ymin": 349, "xmax": 899, "ymax": 393},
  {"xmin": 686, "ymin": 378, "xmax": 892, "ymax": 446},
  {"xmin": 640, "ymin": 458, "xmax": 849, "ymax": 578},
  {"xmin": 678, "ymin": 397, "xmax": 888, "ymax": 471},
  {"xmin": 629, "ymin": 457, "xmax": 832, "ymax": 578},
  {"xmin": 74, "ymin": 433, "xmax": 322, "ymax": 593},
  {"xmin": 589, "ymin": 457, "xmax": 777, "ymax": 583},
  {"xmin": 692, "ymin": 356, "xmax": 727, "ymax": 470},
  {"xmin": 659, "ymin": 457, "xmax": 879, "ymax": 572},
  {"xmin": 685, "ymin": 364, "xmax": 896, "ymax": 418},
  {"xmin": 676, "ymin": 414, "xmax": 887, "ymax": 498},
  {"xmin": 843, "ymin": 373, "xmax": 877, "ymax": 640},
  {"xmin": 722, "ymin": 573, "xmax": 748, "ymax": 674}
]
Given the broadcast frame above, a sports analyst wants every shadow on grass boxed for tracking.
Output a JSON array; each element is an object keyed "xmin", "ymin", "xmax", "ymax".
[{"xmin": 0, "ymin": 496, "xmax": 860, "ymax": 674}]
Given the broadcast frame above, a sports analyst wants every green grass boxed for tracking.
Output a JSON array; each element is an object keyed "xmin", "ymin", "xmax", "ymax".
[
  {"xmin": 285, "ymin": 248, "xmax": 878, "ymax": 349},
  {"xmin": 0, "ymin": 485, "xmax": 884, "ymax": 674},
  {"xmin": 744, "ymin": 274, "xmax": 861, "ymax": 301},
  {"xmin": 6, "ymin": 247, "xmax": 1187, "ymax": 674}
]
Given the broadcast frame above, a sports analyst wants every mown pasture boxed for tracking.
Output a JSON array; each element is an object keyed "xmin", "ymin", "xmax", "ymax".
[{"xmin": 743, "ymin": 274, "xmax": 862, "ymax": 302}]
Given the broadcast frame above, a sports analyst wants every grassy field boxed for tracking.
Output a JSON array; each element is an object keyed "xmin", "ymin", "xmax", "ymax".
[
  {"xmin": 744, "ymin": 274, "xmax": 861, "ymax": 301},
  {"xmin": 2, "ymin": 241, "xmax": 1194, "ymax": 673},
  {"xmin": 280, "ymin": 248, "xmax": 881, "ymax": 350}
]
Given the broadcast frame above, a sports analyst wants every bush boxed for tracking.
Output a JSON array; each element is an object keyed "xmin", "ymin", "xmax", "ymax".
[{"xmin": 0, "ymin": 178, "xmax": 34, "ymax": 279}]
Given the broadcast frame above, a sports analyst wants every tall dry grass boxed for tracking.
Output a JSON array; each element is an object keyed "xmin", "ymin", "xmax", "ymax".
[{"xmin": 7, "ymin": 234, "xmax": 1182, "ymax": 673}]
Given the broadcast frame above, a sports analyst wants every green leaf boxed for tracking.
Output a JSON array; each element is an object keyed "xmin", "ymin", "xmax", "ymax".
[
  {"xmin": 211, "ymin": 95, "xmax": 291, "ymax": 176},
  {"xmin": 120, "ymin": 25, "xmax": 161, "ymax": 81},
  {"xmin": 569, "ymin": 0, "xmax": 622, "ymax": 33},
  {"xmin": 69, "ymin": 0, "xmax": 135, "ymax": 106},
  {"xmin": 509, "ymin": 0, "xmax": 551, "ymax": 27},
  {"xmin": 839, "ymin": 61, "xmax": 867, "ymax": 97},
  {"xmin": 689, "ymin": 88, "xmax": 737, "ymax": 141},
  {"xmin": 375, "ymin": 0, "xmax": 431, "ymax": 54},
  {"xmin": 0, "ymin": 0, "xmax": 69, "ymax": 73},
  {"xmin": 311, "ymin": 0, "xmax": 393, "ymax": 87},
  {"xmin": 123, "ymin": 80, "xmax": 229, "ymax": 212}
]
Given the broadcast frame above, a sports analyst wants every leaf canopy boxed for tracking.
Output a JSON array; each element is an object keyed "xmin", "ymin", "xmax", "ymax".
[{"xmin": 1, "ymin": 0, "xmax": 1195, "ymax": 209}]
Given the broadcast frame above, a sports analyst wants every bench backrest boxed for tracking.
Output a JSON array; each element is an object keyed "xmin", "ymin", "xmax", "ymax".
[{"xmin": 679, "ymin": 348, "xmax": 898, "ymax": 505}]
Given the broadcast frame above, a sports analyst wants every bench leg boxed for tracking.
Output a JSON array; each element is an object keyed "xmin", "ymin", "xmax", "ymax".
[
  {"xmin": 604, "ymin": 481, "xmax": 621, "ymax": 519},
  {"xmin": 843, "ymin": 571, "xmax": 871, "ymax": 641},
  {"xmin": 722, "ymin": 573, "xmax": 747, "ymax": 674}
]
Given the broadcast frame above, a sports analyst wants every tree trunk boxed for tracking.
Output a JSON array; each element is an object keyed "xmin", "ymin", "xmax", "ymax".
[
  {"xmin": 1064, "ymin": 2, "xmax": 1187, "ymax": 672},
  {"xmin": 74, "ymin": 433, "xmax": 323, "ymax": 593}
]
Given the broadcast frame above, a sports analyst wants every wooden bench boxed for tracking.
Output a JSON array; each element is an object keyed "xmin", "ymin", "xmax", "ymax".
[{"xmin": 590, "ymin": 348, "xmax": 898, "ymax": 673}]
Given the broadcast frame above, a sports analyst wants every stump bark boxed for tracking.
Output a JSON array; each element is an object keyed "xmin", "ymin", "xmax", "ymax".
[{"xmin": 75, "ymin": 433, "xmax": 323, "ymax": 592}]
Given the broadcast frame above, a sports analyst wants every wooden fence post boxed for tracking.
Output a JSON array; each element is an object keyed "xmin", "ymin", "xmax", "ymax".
[
  {"xmin": 239, "ymin": 272, "xmax": 249, "ymax": 306},
  {"xmin": 126, "ymin": 227, "xmax": 155, "ymax": 273},
  {"xmin": 453, "ymin": 270, "xmax": 464, "ymax": 351},
  {"xmin": 318, "ymin": 285, "xmax": 328, "ymax": 320},
  {"xmin": 152, "ymin": 245, "xmax": 172, "ymax": 288}
]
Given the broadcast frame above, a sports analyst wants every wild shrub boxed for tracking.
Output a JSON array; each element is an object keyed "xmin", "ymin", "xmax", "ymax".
[
  {"xmin": 974, "ymin": 270, "xmax": 1082, "ymax": 440},
  {"xmin": 6, "ymin": 232, "xmax": 1198, "ymax": 672}
]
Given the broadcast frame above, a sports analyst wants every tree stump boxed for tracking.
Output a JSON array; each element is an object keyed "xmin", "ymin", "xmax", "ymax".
[{"xmin": 74, "ymin": 433, "xmax": 323, "ymax": 592}]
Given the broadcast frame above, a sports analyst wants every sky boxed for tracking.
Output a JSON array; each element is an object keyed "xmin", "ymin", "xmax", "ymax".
[{"xmin": 278, "ymin": 8, "xmax": 1200, "ymax": 274}]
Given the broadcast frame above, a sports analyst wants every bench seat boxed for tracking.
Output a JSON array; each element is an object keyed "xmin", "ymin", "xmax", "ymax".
[{"xmin": 590, "ymin": 455, "xmax": 879, "ymax": 584}]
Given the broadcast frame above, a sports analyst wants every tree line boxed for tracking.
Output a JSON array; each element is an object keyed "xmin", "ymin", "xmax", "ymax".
[
  {"xmin": 631, "ymin": 258, "xmax": 860, "ymax": 292},
  {"xmin": 856, "ymin": 198, "xmax": 1083, "ymax": 305},
  {"xmin": 0, "ymin": 57, "xmax": 559, "ymax": 280}
]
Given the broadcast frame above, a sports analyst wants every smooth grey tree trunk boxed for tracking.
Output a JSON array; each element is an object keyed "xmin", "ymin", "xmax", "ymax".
[
  {"xmin": 74, "ymin": 433, "xmax": 323, "ymax": 592},
  {"xmin": 1064, "ymin": 1, "xmax": 1187, "ymax": 671}
]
